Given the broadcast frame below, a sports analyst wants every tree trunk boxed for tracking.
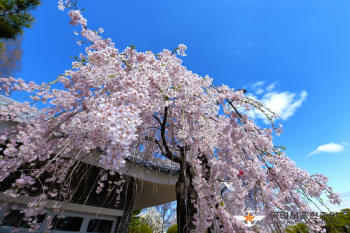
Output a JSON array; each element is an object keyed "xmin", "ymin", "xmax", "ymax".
[{"xmin": 176, "ymin": 161, "xmax": 197, "ymax": 233}]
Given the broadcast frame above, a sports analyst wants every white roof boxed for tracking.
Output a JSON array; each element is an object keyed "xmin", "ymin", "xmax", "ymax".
[{"xmin": 0, "ymin": 95, "xmax": 43, "ymax": 122}]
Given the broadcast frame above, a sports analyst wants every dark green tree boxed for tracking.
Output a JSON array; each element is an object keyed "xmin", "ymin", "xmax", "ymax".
[
  {"xmin": 321, "ymin": 208, "xmax": 350, "ymax": 232},
  {"xmin": 166, "ymin": 224, "xmax": 177, "ymax": 233},
  {"xmin": 0, "ymin": 0, "xmax": 41, "ymax": 41},
  {"xmin": 0, "ymin": 37, "xmax": 23, "ymax": 95},
  {"xmin": 0, "ymin": 38, "xmax": 22, "ymax": 75},
  {"xmin": 285, "ymin": 223, "xmax": 309, "ymax": 233},
  {"xmin": 128, "ymin": 225, "xmax": 152, "ymax": 233},
  {"xmin": 129, "ymin": 210, "xmax": 143, "ymax": 228},
  {"xmin": 128, "ymin": 210, "xmax": 153, "ymax": 233}
]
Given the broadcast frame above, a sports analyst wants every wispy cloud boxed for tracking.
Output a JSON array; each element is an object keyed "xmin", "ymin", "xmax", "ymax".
[
  {"xmin": 251, "ymin": 81, "xmax": 265, "ymax": 88},
  {"xmin": 247, "ymin": 81, "xmax": 307, "ymax": 123},
  {"xmin": 263, "ymin": 91, "xmax": 307, "ymax": 120},
  {"xmin": 307, "ymin": 142, "xmax": 345, "ymax": 157},
  {"xmin": 255, "ymin": 89, "xmax": 264, "ymax": 95},
  {"xmin": 341, "ymin": 191, "xmax": 350, "ymax": 198},
  {"xmin": 266, "ymin": 82, "xmax": 277, "ymax": 92}
]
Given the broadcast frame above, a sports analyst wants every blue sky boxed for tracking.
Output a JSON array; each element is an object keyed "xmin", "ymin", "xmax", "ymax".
[{"xmin": 10, "ymin": 0, "xmax": 350, "ymax": 211}]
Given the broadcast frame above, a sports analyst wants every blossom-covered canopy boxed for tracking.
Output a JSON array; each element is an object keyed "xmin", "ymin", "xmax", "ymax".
[{"xmin": 0, "ymin": 1, "xmax": 341, "ymax": 232}]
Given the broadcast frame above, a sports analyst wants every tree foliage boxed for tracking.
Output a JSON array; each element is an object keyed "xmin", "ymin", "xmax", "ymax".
[
  {"xmin": 0, "ymin": 38, "xmax": 22, "ymax": 76},
  {"xmin": 0, "ymin": 38, "xmax": 22, "ymax": 94},
  {"xmin": 129, "ymin": 210, "xmax": 143, "ymax": 228},
  {"xmin": 285, "ymin": 223, "xmax": 309, "ymax": 233},
  {"xmin": 166, "ymin": 224, "xmax": 178, "ymax": 233},
  {"xmin": 131, "ymin": 203, "xmax": 176, "ymax": 232},
  {"xmin": 0, "ymin": 0, "xmax": 41, "ymax": 41},
  {"xmin": 153, "ymin": 202, "xmax": 177, "ymax": 231},
  {"xmin": 321, "ymin": 208, "xmax": 350, "ymax": 232},
  {"xmin": 284, "ymin": 209, "xmax": 350, "ymax": 233},
  {"xmin": 129, "ymin": 209, "xmax": 156, "ymax": 233},
  {"xmin": 139, "ymin": 207, "xmax": 163, "ymax": 233},
  {"xmin": 128, "ymin": 224, "xmax": 153, "ymax": 233}
]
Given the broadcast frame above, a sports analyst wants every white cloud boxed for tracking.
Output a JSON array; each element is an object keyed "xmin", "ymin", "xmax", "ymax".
[
  {"xmin": 263, "ymin": 91, "xmax": 307, "ymax": 120},
  {"xmin": 307, "ymin": 142, "xmax": 344, "ymax": 157},
  {"xmin": 243, "ymin": 82, "xmax": 307, "ymax": 123},
  {"xmin": 252, "ymin": 81, "xmax": 265, "ymax": 88},
  {"xmin": 266, "ymin": 82, "xmax": 277, "ymax": 92},
  {"xmin": 255, "ymin": 89, "xmax": 264, "ymax": 95},
  {"xmin": 246, "ymin": 90, "xmax": 307, "ymax": 123}
]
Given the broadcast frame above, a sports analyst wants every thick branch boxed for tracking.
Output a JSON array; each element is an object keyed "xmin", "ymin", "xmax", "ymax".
[
  {"xmin": 155, "ymin": 140, "xmax": 181, "ymax": 164},
  {"xmin": 153, "ymin": 107, "xmax": 181, "ymax": 164}
]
